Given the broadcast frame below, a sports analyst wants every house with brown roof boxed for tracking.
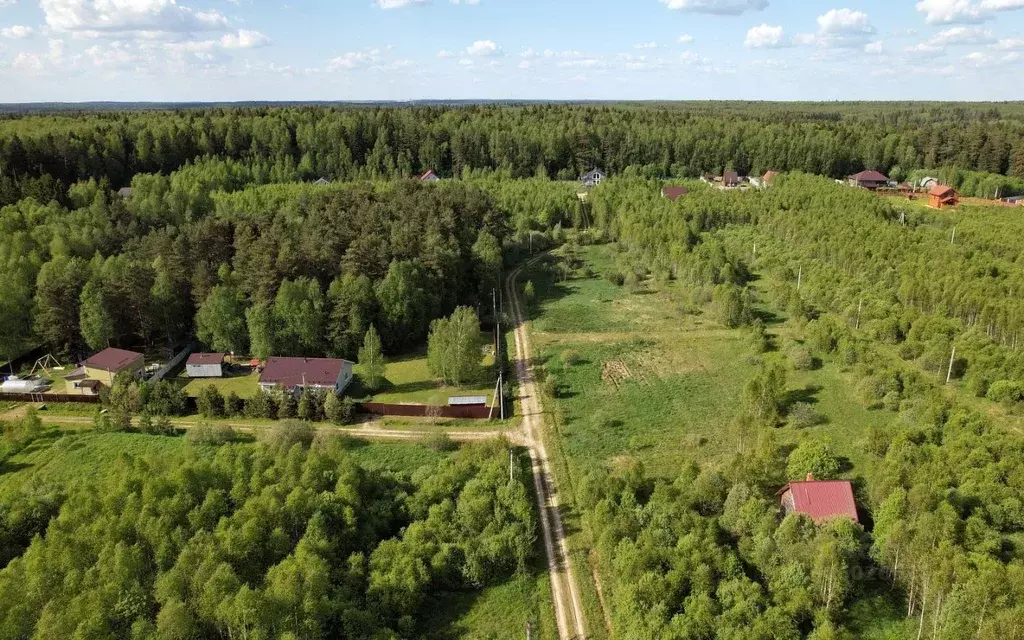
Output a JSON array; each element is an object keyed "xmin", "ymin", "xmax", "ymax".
[
  {"xmin": 762, "ymin": 170, "xmax": 778, "ymax": 184},
  {"xmin": 82, "ymin": 348, "xmax": 145, "ymax": 386},
  {"xmin": 258, "ymin": 357, "xmax": 354, "ymax": 396},
  {"xmin": 661, "ymin": 185, "xmax": 689, "ymax": 202},
  {"xmin": 848, "ymin": 170, "xmax": 889, "ymax": 190},
  {"xmin": 779, "ymin": 474, "xmax": 859, "ymax": 524},
  {"xmin": 928, "ymin": 185, "xmax": 959, "ymax": 209},
  {"xmin": 722, "ymin": 170, "xmax": 740, "ymax": 188},
  {"xmin": 420, "ymin": 169, "xmax": 440, "ymax": 182},
  {"xmin": 186, "ymin": 353, "xmax": 225, "ymax": 378}
]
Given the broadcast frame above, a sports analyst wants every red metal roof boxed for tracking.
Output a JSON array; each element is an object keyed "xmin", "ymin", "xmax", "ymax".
[
  {"xmin": 763, "ymin": 170, "xmax": 778, "ymax": 182},
  {"xmin": 781, "ymin": 480, "xmax": 859, "ymax": 524},
  {"xmin": 83, "ymin": 348, "xmax": 143, "ymax": 372},
  {"xmin": 259, "ymin": 357, "xmax": 349, "ymax": 389},
  {"xmin": 187, "ymin": 353, "xmax": 225, "ymax": 366},
  {"xmin": 662, "ymin": 185, "xmax": 689, "ymax": 201},
  {"xmin": 420, "ymin": 169, "xmax": 438, "ymax": 181},
  {"xmin": 849, "ymin": 170, "xmax": 889, "ymax": 182},
  {"xmin": 929, "ymin": 185, "xmax": 956, "ymax": 198}
]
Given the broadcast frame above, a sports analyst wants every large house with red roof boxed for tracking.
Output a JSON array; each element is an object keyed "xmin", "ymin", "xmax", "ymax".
[
  {"xmin": 779, "ymin": 474, "xmax": 859, "ymax": 524},
  {"xmin": 258, "ymin": 357, "xmax": 354, "ymax": 396}
]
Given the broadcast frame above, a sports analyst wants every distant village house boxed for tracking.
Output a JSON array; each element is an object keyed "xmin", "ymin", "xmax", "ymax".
[
  {"xmin": 928, "ymin": 185, "xmax": 959, "ymax": 209},
  {"xmin": 258, "ymin": 356, "xmax": 354, "ymax": 396},
  {"xmin": 779, "ymin": 474, "xmax": 859, "ymax": 524},
  {"xmin": 117, "ymin": 187, "xmax": 133, "ymax": 198},
  {"xmin": 186, "ymin": 353, "xmax": 225, "ymax": 378},
  {"xmin": 580, "ymin": 169, "xmax": 605, "ymax": 187},
  {"xmin": 848, "ymin": 170, "xmax": 889, "ymax": 190},
  {"xmin": 722, "ymin": 170, "xmax": 740, "ymax": 188},
  {"xmin": 661, "ymin": 185, "xmax": 689, "ymax": 202},
  {"xmin": 420, "ymin": 169, "xmax": 440, "ymax": 182}
]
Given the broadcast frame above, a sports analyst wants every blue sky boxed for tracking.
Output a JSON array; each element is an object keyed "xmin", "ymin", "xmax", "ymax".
[{"xmin": 1, "ymin": 0, "xmax": 1023, "ymax": 102}]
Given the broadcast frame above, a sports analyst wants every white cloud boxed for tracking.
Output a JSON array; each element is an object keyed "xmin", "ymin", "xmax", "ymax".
[
  {"xmin": 744, "ymin": 23, "xmax": 785, "ymax": 48},
  {"xmin": 796, "ymin": 8, "xmax": 875, "ymax": 48},
  {"xmin": 376, "ymin": 0, "xmax": 429, "ymax": 7},
  {"xmin": 633, "ymin": 41, "xmax": 657, "ymax": 49},
  {"xmin": 905, "ymin": 26, "xmax": 994, "ymax": 53},
  {"xmin": 465, "ymin": 39, "xmax": 502, "ymax": 56},
  {"xmin": 864, "ymin": 40, "xmax": 884, "ymax": 53},
  {"xmin": 0, "ymin": 0, "xmax": 16, "ymax": 6},
  {"xmin": 220, "ymin": 29, "xmax": 270, "ymax": 49},
  {"xmin": 325, "ymin": 49, "xmax": 381, "ymax": 71},
  {"xmin": 916, "ymin": 0, "xmax": 1024, "ymax": 23},
  {"xmin": 660, "ymin": 0, "xmax": 767, "ymax": 15},
  {"xmin": 437, "ymin": 49, "xmax": 454, "ymax": 58},
  {"xmin": 1, "ymin": 24, "xmax": 32, "ymax": 38},
  {"xmin": 41, "ymin": 0, "xmax": 228, "ymax": 35},
  {"xmin": 678, "ymin": 34, "xmax": 694, "ymax": 43},
  {"xmin": 11, "ymin": 37, "xmax": 68, "ymax": 74},
  {"xmin": 817, "ymin": 8, "xmax": 874, "ymax": 34},
  {"xmin": 450, "ymin": 0, "xmax": 480, "ymax": 4},
  {"xmin": 993, "ymin": 37, "xmax": 1024, "ymax": 49}
]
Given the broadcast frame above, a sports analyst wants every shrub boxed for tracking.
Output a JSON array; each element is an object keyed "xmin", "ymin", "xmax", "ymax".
[
  {"xmin": 987, "ymin": 380, "xmax": 1024, "ymax": 405},
  {"xmin": 196, "ymin": 385, "xmax": 225, "ymax": 418},
  {"xmin": 561, "ymin": 350, "xmax": 582, "ymax": 367},
  {"xmin": 297, "ymin": 390, "xmax": 324, "ymax": 422},
  {"xmin": 277, "ymin": 392, "xmax": 298, "ymax": 419},
  {"xmin": 224, "ymin": 392, "xmax": 244, "ymax": 417},
  {"xmin": 263, "ymin": 419, "xmax": 315, "ymax": 448},
  {"xmin": 421, "ymin": 431, "xmax": 457, "ymax": 452},
  {"xmin": 244, "ymin": 392, "xmax": 277, "ymax": 420},
  {"xmin": 788, "ymin": 402, "xmax": 825, "ymax": 428},
  {"xmin": 788, "ymin": 347, "xmax": 814, "ymax": 371},
  {"xmin": 187, "ymin": 421, "xmax": 236, "ymax": 445}
]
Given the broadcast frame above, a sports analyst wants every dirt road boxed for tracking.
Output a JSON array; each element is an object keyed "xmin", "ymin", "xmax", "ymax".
[{"xmin": 506, "ymin": 256, "xmax": 588, "ymax": 640}]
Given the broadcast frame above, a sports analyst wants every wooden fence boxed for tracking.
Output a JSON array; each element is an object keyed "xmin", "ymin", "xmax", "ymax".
[{"xmin": 358, "ymin": 402, "xmax": 494, "ymax": 420}]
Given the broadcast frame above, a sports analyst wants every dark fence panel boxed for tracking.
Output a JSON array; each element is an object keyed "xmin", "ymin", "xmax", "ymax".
[
  {"xmin": 358, "ymin": 402, "xmax": 493, "ymax": 420},
  {"xmin": 0, "ymin": 392, "xmax": 101, "ymax": 404}
]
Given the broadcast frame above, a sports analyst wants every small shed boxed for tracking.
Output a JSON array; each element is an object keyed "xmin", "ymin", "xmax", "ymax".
[
  {"xmin": 762, "ymin": 170, "xmax": 778, "ymax": 184},
  {"xmin": 779, "ymin": 474, "xmax": 859, "ymax": 524},
  {"xmin": 581, "ymin": 169, "xmax": 606, "ymax": 187},
  {"xmin": 117, "ymin": 187, "xmax": 133, "ymax": 198},
  {"xmin": 420, "ymin": 169, "xmax": 440, "ymax": 182},
  {"xmin": 722, "ymin": 170, "xmax": 740, "ymax": 187},
  {"xmin": 661, "ymin": 185, "xmax": 689, "ymax": 202},
  {"xmin": 919, "ymin": 176, "xmax": 939, "ymax": 190},
  {"xmin": 313, "ymin": 177, "xmax": 331, "ymax": 186},
  {"xmin": 928, "ymin": 185, "xmax": 959, "ymax": 209},
  {"xmin": 448, "ymin": 396, "xmax": 488, "ymax": 407},
  {"xmin": 186, "ymin": 353, "xmax": 225, "ymax": 378}
]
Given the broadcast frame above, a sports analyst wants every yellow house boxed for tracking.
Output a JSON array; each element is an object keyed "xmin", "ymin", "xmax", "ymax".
[{"xmin": 81, "ymin": 348, "xmax": 145, "ymax": 386}]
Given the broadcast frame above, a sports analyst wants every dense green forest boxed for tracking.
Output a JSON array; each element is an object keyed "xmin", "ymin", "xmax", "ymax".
[
  {"xmin": 0, "ymin": 435, "xmax": 535, "ymax": 639},
  {"xmin": 3, "ymin": 102, "xmax": 1024, "ymax": 208}
]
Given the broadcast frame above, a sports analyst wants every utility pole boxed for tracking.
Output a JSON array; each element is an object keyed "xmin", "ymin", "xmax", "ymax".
[
  {"xmin": 499, "ymin": 372, "xmax": 505, "ymax": 421},
  {"xmin": 509, "ymin": 448, "xmax": 514, "ymax": 483},
  {"xmin": 525, "ymin": 622, "xmax": 533, "ymax": 640},
  {"xmin": 797, "ymin": 265, "xmax": 803, "ymax": 291},
  {"xmin": 950, "ymin": 226, "xmax": 957, "ymax": 244},
  {"xmin": 856, "ymin": 298, "xmax": 863, "ymax": 330},
  {"xmin": 752, "ymin": 242, "xmax": 757, "ymax": 262},
  {"xmin": 946, "ymin": 346, "xmax": 956, "ymax": 384}
]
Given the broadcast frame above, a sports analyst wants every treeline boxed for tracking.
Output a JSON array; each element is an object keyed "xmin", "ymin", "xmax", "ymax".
[
  {"xmin": 0, "ymin": 179, "xmax": 505, "ymax": 363},
  {"xmin": 0, "ymin": 438, "xmax": 536, "ymax": 638},
  {"xmin": 2, "ymin": 103, "xmax": 1024, "ymax": 207}
]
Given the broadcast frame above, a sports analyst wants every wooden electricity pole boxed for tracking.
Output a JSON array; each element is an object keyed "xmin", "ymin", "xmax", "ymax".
[
  {"xmin": 856, "ymin": 298, "xmax": 863, "ymax": 330},
  {"xmin": 946, "ymin": 346, "xmax": 956, "ymax": 384},
  {"xmin": 950, "ymin": 226, "xmax": 957, "ymax": 244},
  {"xmin": 797, "ymin": 265, "xmax": 803, "ymax": 291}
]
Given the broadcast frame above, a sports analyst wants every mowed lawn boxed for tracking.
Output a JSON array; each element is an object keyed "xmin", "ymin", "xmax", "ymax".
[
  {"xmin": 360, "ymin": 335, "xmax": 497, "ymax": 407},
  {"xmin": 181, "ymin": 369, "xmax": 260, "ymax": 398}
]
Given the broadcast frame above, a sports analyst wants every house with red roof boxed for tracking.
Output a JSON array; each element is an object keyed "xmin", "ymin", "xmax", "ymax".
[
  {"xmin": 420, "ymin": 169, "xmax": 440, "ymax": 182},
  {"xmin": 762, "ymin": 170, "xmax": 778, "ymax": 184},
  {"xmin": 779, "ymin": 474, "xmax": 859, "ymax": 524},
  {"xmin": 848, "ymin": 170, "xmax": 889, "ymax": 190},
  {"xmin": 258, "ymin": 357, "xmax": 354, "ymax": 396},
  {"xmin": 661, "ymin": 185, "xmax": 689, "ymax": 202}
]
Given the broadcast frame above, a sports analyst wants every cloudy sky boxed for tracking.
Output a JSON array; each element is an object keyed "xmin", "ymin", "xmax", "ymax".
[{"xmin": 0, "ymin": 0, "xmax": 1023, "ymax": 102}]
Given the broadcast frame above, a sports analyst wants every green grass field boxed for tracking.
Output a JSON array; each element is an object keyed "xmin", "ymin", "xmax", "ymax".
[
  {"xmin": 358, "ymin": 336, "xmax": 497, "ymax": 406},
  {"xmin": 181, "ymin": 369, "xmax": 261, "ymax": 398}
]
